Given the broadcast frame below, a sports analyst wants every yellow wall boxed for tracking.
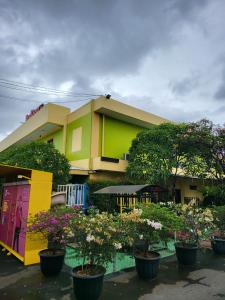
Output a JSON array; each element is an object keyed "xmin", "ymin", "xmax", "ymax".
[
  {"xmin": 24, "ymin": 169, "xmax": 52, "ymax": 265},
  {"xmin": 175, "ymin": 177, "xmax": 203, "ymax": 203}
]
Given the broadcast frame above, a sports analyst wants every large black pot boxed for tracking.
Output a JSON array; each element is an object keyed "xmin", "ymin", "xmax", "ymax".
[
  {"xmin": 72, "ymin": 265, "xmax": 106, "ymax": 300},
  {"xmin": 211, "ymin": 237, "xmax": 225, "ymax": 254},
  {"xmin": 39, "ymin": 248, "xmax": 65, "ymax": 277},
  {"xmin": 175, "ymin": 243, "xmax": 198, "ymax": 265},
  {"xmin": 134, "ymin": 251, "xmax": 160, "ymax": 280}
]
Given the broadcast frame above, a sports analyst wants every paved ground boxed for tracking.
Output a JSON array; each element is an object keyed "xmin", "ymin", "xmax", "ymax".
[{"xmin": 1, "ymin": 247, "xmax": 225, "ymax": 300}]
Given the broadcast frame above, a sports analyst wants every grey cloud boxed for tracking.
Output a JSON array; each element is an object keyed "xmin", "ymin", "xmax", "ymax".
[
  {"xmin": 215, "ymin": 85, "xmax": 225, "ymax": 101},
  {"xmin": 0, "ymin": 0, "xmax": 210, "ymax": 82},
  {"xmin": 1, "ymin": 0, "xmax": 225, "ymax": 139},
  {"xmin": 214, "ymin": 66, "xmax": 225, "ymax": 101},
  {"xmin": 170, "ymin": 73, "xmax": 200, "ymax": 96},
  {"xmin": 108, "ymin": 93, "xmax": 205, "ymax": 123}
]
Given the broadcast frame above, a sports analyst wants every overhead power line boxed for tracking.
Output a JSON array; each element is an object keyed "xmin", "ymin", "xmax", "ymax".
[
  {"xmin": 0, "ymin": 94, "xmax": 40, "ymax": 103},
  {"xmin": 0, "ymin": 94, "xmax": 93, "ymax": 104},
  {"xmin": 0, "ymin": 78, "xmax": 102, "ymax": 98}
]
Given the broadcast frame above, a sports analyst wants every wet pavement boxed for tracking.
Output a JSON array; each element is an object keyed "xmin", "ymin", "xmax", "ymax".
[{"xmin": 1, "ymin": 247, "xmax": 225, "ymax": 300}]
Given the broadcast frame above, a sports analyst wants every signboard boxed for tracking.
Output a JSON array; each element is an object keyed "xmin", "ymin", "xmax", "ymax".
[{"xmin": 25, "ymin": 104, "xmax": 44, "ymax": 121}]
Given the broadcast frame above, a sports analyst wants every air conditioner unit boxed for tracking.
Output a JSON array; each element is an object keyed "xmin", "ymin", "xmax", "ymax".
[{"xmin": 123, "ymin": 153, "xmax": 130, "ymax": 160}]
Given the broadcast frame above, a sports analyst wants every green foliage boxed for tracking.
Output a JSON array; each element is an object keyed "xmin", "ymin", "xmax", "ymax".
[
  {"xmin": 139, "ymin": 203, "xmax": 182, "ymax": 240},
  {"xmin": 126, "ymin": 122, "xmax": 199, "ymax": 196},
  {"xmin": 126, "ymin": 119, "xmax": 225, "ymax": 200},
  {"xmin": 212, "ymin": 205, "xmax": 225, "ymax": 235},
  {"xmin": 201, "ymin": 185, "xmax": 225, "ymax": 206},
  {"xmin": 68, "ymin": 211, "xmax": 129, "ymax": 274},
  {"xmin": 174, "ymin": 201, "xmax": 214, "ymax": 245},
  {"xmin": 120, "ymin": 209, "xmax": 163, "ymax": 255},
  {"xmin": 0, "ymin": 141, "xmax": 71, "ymax": 190},
  {"xmin": 187, "ymin": 119, "xmax": 225, "ymax": 180}
]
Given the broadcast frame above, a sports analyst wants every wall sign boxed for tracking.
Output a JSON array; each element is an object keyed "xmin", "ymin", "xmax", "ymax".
[{"xmin": 25, "ymin": 104, "xmax": 44, "ymax": 121}]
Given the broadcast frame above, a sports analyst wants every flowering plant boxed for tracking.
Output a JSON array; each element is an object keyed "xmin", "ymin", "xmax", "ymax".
[
  {"xmin": 212, "ymin": 205, "xmax": 225, "ymax": 238},
  {"xmin": 28, "ymin": 206, "xmax": 80, "ymax": 249},
  {"xmin": 120, "ymin": 208, "xmax": 163, "ymax": 256},
  {"xmin": 68, "ymin": 211, "xmax": 127, "ymax": 275},
  {"xmin": 138, "ymin": 203, "xmax": 182, "ymax": 242},
  {"xmin": 175, "ymin": 200, "xmax": 214, "ymax": 246}
]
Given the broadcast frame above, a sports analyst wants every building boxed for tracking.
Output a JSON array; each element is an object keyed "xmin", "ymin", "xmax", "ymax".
[{"xmin": 0, "ymin": 96, "xmax": 203, "ymax": 203}]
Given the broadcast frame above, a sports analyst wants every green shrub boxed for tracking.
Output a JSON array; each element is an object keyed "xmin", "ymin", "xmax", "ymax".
[
  {"xmin": 138, "ymin": 203, "xmax": 182, "ymax": 242},
  {"xmin": 212, "ymin": 205, "xmax": 225, "ymax": 236},
  {"xmin": 0, "ymin": 141, "xmax": 71, "ymax": 190},
  {"xmin": 201, "ymin": 185, "xmax": 225, "ymax": 206}
]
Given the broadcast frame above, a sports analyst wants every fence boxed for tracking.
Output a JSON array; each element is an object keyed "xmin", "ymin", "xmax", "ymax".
[
  {"xmin": 115, "ymin": 193, "xmax": 152, "ymax": 214},
  {"xmin": 57, "ymin": 184, "xmax": 89, "ymax": 207}
]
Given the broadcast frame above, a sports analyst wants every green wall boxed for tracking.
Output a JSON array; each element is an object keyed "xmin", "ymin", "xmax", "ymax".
[
  {"xmin": 98, "ymin": 115, "xmax": 103, "ymax": 156},
  {"xmin": 103, "ymin": 116, "xmax": 144, "ymax": 159},
  {"xmin": 66, "ymin": 113, "xmax": 92, "ymax": 160},
  {"xmin": 40, "ymin": 129, "xmax": 63, "ymax": 153}
]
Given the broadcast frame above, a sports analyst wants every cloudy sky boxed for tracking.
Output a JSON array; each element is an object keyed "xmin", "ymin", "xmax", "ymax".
[{"xmin": 0, "ymin": 0, "xmax": 225, "ymax": 141}]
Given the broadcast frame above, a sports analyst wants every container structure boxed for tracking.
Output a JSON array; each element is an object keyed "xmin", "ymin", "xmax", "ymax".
[{"xmin": 0, "ymin": 164, "xmax": 52, "ymax": 265}]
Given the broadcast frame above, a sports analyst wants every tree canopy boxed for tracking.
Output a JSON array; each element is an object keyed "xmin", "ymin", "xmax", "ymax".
[
  {"xmin": 0, "ymin": 141, "xmax": 71, "ymax": 190},
  {"xmin": 187, "ymin": 119, "xmax": 225, "ymax": 181},
  {"xmin": 126, "ymin": 120, "xmax": 225, "ymax": 199},
  {"xmin": 126, "ymin": 123, "xmax": 192, "ymax": 191}
]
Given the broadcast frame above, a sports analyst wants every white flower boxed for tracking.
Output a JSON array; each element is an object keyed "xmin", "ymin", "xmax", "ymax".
[
  {"xmin": 139, "ymin": 234, "xmax": 143, "ymax": 240},
  {"xmin": 86, "ymin": 234, "xmax": 95, "ymax": 242},
  {"xmin": 114, "ymin": 242, "xmax": 122, "ymax": 250},
  {"xmin": 152, "ymin": 222, "xmax": 162, "ymax": 230},
  {"xmin": 146, "ymin": 220, "xmax": 162, "ymax": 230}
]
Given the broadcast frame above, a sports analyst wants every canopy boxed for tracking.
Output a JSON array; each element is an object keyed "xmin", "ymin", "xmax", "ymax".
[{"xmin": 94, "ymin": 184, "xmax": 167, "ymax": 195}]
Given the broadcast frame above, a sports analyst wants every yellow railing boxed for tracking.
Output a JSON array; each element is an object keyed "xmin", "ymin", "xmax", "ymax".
[{"xmin": 116, "ymin": 195, "xmax": 152, "ymax": 214}]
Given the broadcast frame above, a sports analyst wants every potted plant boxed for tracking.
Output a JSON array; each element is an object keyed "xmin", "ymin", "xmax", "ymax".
[
  {"xmin": 174, "ymin": 200, "xmax": 214, "ymax": 265},
  {"xmin": 139, "ymin": 203, "xmax": 183, "ymax": 247},
  {"xmin": 69, "ymin": 211, "xmax": 125, "ymax": 300},
  {"xmin": 120, "ymin": 208, "xmax": 163, "ymax": 280},
  {"xmin": 28, "ymin": 206, "xmax": 79, "ymax": 276},
  {"xmin": 211, "ymin": 205, "xmax": 225, "ymax": 254}
]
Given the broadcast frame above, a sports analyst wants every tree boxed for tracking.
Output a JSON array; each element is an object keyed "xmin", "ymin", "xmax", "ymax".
[
  {"xmin": 0, "ymin": 141, "xmax": 71, "ymax": 190},
  {"xmin": 187, "ymin": 119, "xmax": 225, "ymax": 181},
  {"xmin": 126, "ymin": 122, "xmax": 203, "ymax": 200}
]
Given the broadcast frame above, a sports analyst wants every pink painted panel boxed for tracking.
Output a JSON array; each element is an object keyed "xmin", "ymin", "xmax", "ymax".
[
  {"xmin": 12, "ymin": 185, "xmax": 30, "ymax": 256},
  {"xmin": 0, "ymin": 184, "xmax": 30, "ymax": 258},
  {"xmin": 0, "ymin": 186, "xmax": 17, "ymax": 246},
  {"xmin": 7, "ymin": 190, "xmax": 17, "ymax": 248}
]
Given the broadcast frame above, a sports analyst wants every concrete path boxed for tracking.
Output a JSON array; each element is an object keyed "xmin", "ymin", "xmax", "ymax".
[{"xmin": 0, "ymin": 247, "xmax": 225, "ymax": 300}]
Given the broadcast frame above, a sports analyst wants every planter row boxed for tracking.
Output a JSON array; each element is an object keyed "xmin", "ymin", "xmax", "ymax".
[{"xmin": 39, "ymin": 238, "xmax": 225, "ymax": 300}]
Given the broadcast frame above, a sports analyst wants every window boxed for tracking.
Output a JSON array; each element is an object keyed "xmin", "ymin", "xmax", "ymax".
[
  {"xmin": 71, "ymin": 127, "xmax": 82, "ymax": 152},
  {"xmin": 190, "ymin": 185, "xmax": 197, "ymax": 190}
]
